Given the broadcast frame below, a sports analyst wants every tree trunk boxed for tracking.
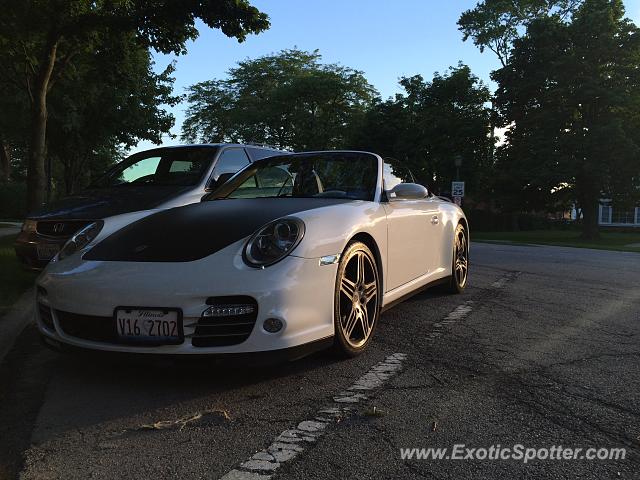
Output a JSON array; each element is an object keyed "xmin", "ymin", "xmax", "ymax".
[
  {"xmin": 26, "ymin": 41, "xmax": 58, "ymax": 212},
  {"xmin": 26, "ymin": 90, "xmax": 48, "ymax": 211},
  {"xmin": 0, "ymin": 139, "xmax": 10, "ymax": 182},
  {"xmin": 580, "ymin": 200, "xmax": 600, "ymax": 240}
]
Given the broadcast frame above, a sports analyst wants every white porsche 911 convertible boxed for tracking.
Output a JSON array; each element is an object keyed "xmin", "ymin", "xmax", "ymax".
[{"xmin": 36, "ymin": 151, "xmax": 469, "ymax": 359}]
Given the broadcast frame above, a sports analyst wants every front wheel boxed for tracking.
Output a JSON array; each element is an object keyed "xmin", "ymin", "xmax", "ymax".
[
  {"xmin": 444, "ymin": 223, "xmax": 469, "ymax": 294},
  {"xmin": 332, "ymin": 242, "xmax": 380, "ymax": 357}
]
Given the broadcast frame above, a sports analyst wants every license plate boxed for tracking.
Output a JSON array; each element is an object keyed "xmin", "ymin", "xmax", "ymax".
[
  {"xmin": 115, "ymin": 308, "xmax": 182, "ymax": 344},
  {"xmin": 37, "ymin": 243, "xmax": 60, "ymax": 260}
]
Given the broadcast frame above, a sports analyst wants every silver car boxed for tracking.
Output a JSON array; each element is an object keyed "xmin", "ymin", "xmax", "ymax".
[{"xmin": 15, "ymin": 144, "xmax": 285, "ymax": 269}]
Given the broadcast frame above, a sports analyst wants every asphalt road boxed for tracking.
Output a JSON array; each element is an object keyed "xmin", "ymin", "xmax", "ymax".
[{"xmin": 1, "ymin": 243, "xmax": 639, "ymax": 479}]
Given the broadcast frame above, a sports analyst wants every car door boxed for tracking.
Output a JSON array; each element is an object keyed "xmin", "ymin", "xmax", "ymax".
[{"xmin": 381, "ymin": 162, "xmax": 440, "ymax": 291}]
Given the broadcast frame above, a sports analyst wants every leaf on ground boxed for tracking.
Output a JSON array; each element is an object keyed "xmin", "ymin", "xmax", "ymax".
[
  {"xmin": 363, "ymin": 406, "xmax": 385, "ymax": 417},
  {"xmin": 139, "ymin": 409, "xmax": 230, "ymax": 432}
]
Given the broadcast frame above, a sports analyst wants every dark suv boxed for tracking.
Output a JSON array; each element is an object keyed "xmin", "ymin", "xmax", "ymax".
[{"xmin": 15, "ymin": 143, "xmax": 284, "ymax": 269}]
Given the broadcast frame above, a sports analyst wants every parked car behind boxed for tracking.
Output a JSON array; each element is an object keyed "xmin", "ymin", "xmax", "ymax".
[{"xmin": 15, "ymin": 143, "xmax": 285, "ymax": 269}]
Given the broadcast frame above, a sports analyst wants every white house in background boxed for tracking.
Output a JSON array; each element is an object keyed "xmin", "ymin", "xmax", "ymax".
[{"xmin": 598, "ymin": 201, "xmax": 640, "ymax": 227}]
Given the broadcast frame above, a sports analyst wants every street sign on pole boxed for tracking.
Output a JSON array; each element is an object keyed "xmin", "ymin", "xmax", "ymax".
[{"xmin": 451, "ymin": 181, "xmax": 465, "ymax": 198}]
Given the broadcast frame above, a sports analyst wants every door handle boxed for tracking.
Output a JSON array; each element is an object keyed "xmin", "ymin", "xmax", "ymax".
[{"xmin": 431, "ymin": 215, "xmax": 439, "ymax": 225}]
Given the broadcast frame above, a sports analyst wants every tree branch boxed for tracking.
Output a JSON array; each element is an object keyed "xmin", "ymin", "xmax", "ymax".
[
  {"xmin": 48, "ymin": 49, "xmax": 76, "ymax": 92},
  {"xmin": 37, "ymin": 38, "xmax": 59, "ymax": 98}
]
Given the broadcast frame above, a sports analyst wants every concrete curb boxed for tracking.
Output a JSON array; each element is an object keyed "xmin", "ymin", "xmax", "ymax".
[{"xmin": 0, "ymin": 287, "xmax": 35, "ymax": 364}]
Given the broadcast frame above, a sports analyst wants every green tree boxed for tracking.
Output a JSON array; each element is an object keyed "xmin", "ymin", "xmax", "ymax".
[
  {"xmin": 0, "ymin": 83, "xmax": 27, "ymax": 183},
  {"xmin": 458, "ymin": 0, "xmax": 582, "ymax": 66},
  {"xmin": 47, "ymin": 33, "xmax": 179, "ymax": 195},
  {"xmin": 493, "ymin": 0, "xmax": 640, "ymax": 238},
  {"xmin": 0, "ymin": 0, "xmax": 269, "ymax": 211},
  {"xmin": 182, "ymin": 49, "xmax": 378, "ymax": 150},
  {"xmin": 352, "ymin": 65, "xmax": 493, "ymax": 198}
]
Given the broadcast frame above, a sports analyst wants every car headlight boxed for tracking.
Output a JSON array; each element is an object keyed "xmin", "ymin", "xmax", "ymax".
[
  {"xmin": 21, "ymin": 219, "xmax": 37, "ymax": 233},
  {"xmin": 243, "ymin": 217, "xmax": 305, "ymax": 268},
  {"xmin": 56, "ymin": 221, "xmax": 104, "ymax": 261}
]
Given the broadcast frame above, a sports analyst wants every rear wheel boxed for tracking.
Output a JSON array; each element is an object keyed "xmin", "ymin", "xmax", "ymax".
[
  {"xmin": 332, "ymin": 242, "xmax": 380, "ymax": 357},
  {"xmin": 444, "ymin": 223, "xmax": 469, "ymax": 294}
]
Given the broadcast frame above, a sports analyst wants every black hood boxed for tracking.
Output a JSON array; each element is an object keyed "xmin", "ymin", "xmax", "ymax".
[
  {"xmin": 28, "ymin": 186, "xmax": 191, "ymax": 220},
  {"xmin": 83, "ymin": 197, "xmax": 351, "ymax": 262}
]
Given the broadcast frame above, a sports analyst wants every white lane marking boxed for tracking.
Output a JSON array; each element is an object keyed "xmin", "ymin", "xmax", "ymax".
[
  {"xmin": 491, "ymin": 271, "xmax": 520, "ymax": 289},
  {"xmin": 431, "ymin": 301, "xmax": 474, "ymax": 333},
  {"xmin": 220, "ymin": 353, "xmax": 408, "ymax": 480},
  {"xmin": 428, "ymin": 271, "xmax": 520, "ymax": 340},
  {"xmin": 491, "ymin": 277, "xmax": 509, "ymax": 289}
]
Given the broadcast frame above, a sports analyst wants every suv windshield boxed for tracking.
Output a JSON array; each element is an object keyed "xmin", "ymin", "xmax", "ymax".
[
  {"xmin": 211, "ymin": 152, "xmax": 379, "ymax": 201},
  {"xmin": 91, "ymin": 147, "xmax": 216, "ymax": 188}
]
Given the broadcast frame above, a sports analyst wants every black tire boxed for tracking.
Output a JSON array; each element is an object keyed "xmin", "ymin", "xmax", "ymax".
[
  {"xmin": 332, "ymin": 241, "xmax": 381, "ymax": 357},
  {"xmin": 443, "ymin": 223, "xmax": 469, "ymax": 294}
]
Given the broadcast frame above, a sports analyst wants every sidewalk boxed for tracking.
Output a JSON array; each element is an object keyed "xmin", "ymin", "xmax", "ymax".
[{"xmin": 0, "ymin": 223, "xmax": 21, "ymax": 238}]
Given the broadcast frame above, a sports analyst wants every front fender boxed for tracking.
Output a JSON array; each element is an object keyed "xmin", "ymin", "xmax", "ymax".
[{"xmin": 291, "ymin": 201, "xmax": 388, "ymax": 260}]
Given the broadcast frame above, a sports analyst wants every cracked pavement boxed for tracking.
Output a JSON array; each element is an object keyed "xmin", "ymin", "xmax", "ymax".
[{"xmin": 1, "ymin": 242, "xmax": 639, "ymax": 479}]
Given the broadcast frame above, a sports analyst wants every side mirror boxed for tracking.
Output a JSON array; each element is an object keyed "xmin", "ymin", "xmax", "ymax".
[
  {"xmin": 387, "ymin": 183, "xmax": 428, "ymax": 200},
  {"xmin": 206, "ymin": 172, "xmax": 235, "ymax": 192}
]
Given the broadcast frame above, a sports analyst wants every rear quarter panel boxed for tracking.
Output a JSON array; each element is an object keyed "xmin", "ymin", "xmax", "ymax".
[{"xmin": 432, "ymin": 200, "xmax": 468, "ymax": 274}]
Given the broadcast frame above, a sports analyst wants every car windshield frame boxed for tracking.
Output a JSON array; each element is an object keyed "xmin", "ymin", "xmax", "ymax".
[
  {"xmin": 89, "ymin": 146, "xmax": 219, "ymax": 189},
  {"xmin": 207, "ymin": 152, "xmax": 382, "ymax": 202}
]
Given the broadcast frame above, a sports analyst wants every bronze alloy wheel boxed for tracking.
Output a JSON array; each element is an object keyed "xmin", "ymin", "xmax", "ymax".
[
  {"xmin": 333, "ymin": 242, "xmax": 380, "ymax": 356},
  {"xmin": 454, "ymin": 224, "xmax": 469, "ymax": 289},
  {"xmin": 445, "ymin": 223, "xmax": 469, "ymax": 294}
]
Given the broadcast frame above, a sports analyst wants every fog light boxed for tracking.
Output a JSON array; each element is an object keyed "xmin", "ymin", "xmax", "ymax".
[
  {"xmin": 263, "ymin": 318, "xmax": 283, "ymax": 333},
  {"xmin": 202, "ymin": 305, "xmax": 255, "ymax": 317}
]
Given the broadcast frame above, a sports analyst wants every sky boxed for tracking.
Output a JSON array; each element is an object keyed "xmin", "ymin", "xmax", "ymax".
[{"xmin": 130, "ymin": 0, "xmax": 640, "ymax": 154}]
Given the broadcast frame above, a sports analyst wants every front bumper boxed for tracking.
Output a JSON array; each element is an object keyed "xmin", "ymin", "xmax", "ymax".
[
  {"xmin": 14, "ymin": 231, "xmax": 67, "ymax": 270},
  {"xmin": 36, "ymin": 248, "xmax": 338, "ymax": 355}
]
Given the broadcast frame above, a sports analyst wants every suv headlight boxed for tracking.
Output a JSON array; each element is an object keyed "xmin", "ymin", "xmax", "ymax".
[
  {"xmin": 243, "ymin": 217, "xmax": 305, "ymax": 268},
  {"xmin": 21, "ymin": 219, "xmax": 37, "ymax": 233},
  {"xmin": 56, "ymin": 221, "xmax": 104, "ymax": 261}
]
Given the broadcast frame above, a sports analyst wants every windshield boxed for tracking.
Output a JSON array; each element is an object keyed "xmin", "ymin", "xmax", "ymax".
[
  {"xmin": 90, "ymin": 147, "xmax": 216, "ymax": 188},
  {"xmin": 211, "ymin": 152, "xmax": 379, "ymax": 201}
]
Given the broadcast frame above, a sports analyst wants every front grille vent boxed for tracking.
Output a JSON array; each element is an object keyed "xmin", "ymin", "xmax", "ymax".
[
  {"xmin": 37, "ymin": 220, "xmax": 92, "ymax": 238},
  {"xmin": 191, "ymin": 296, "xmax": 258, "ymax": 347}
]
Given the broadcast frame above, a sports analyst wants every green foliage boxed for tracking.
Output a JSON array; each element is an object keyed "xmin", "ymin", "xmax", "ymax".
[
  {"xmin": 0, "ymin": 0, "xmax": 269, "ymax": 59},
  {"xmin": 493, "ymin": 0, "xmax": 640, "ymax": 237},
  {"xmin": 0, "ymin": 183, "xmax": 27, "ymax": 218},
  {"xmin": 182, "ymin": 49, "xmax": 378, "ymax": 150},
  {"xmin": 0, "ymin": 0, "xmax": 269, "ymax": 209},
  {"xmin": 458, "ymin": 0, "xmax": 583, "ymax": 65},
  {"xmin": 47, "ymin": 33, "xmax": 180, "ymax": 194},
  {"xmin": 352, "ymin": 65, "xmax": 493, "ymax": 197}
]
